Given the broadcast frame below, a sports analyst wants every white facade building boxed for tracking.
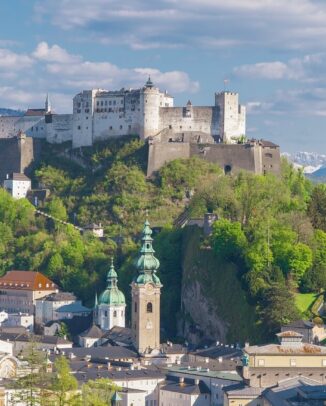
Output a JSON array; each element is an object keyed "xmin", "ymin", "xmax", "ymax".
[
  {"xmin": 3, "ymin": 173, "xmax": 31, "ymax": 199},
  {"xmin": 35, "ymin": 292, "xmax": 78, "ymax": 324},
  {"xmin": 95, "ymin": 259, "xmax": 126, "ymax": 331},
  {"xmin": 0, "ymin": 312, "xmax": 34, "ymax": 332}
]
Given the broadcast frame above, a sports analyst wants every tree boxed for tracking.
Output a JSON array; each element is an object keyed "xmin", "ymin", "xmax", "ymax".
[
  {"xmin": 81, "ymin": 378, "xmax": 118, "ymax": 406},
  {"xmin": 45, "ymin": 197, "xmax": 68, "ymax": 222},
  {"xmin": 48, "ymin": 356, "xmax": 80, "ymax": 406},
  {"xmin": 288, "ymin": 243, "xmax": 313, "ymax": 283},
  {"xmin": 211, "ymin": 218, "xmax": 247, "ymax": 260},
  {"xmin": 259, "ymin": 283, "xmax": 300, "ymax": 335},
  {"xmin": 9, "ymin": 339, "xmax": 51, "ymax": 406},
  {"xmin": 308, "ymin": 184, "xmax": 326, "ymax": 232}
]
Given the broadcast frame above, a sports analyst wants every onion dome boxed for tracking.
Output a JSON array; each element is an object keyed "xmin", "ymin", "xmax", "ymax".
[
  {"xmin": 134, "ymin": 219, "xmax": 162, "ymax": 286},
  {"xmin": 145, "ymin": 76, "xmax": 154, "ymax": 88},
  {"xmin": 99, "ymin": 258, "xmax": 126, "ymax": 306}
]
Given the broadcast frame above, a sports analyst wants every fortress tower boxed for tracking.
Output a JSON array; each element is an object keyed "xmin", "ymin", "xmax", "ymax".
[
  {"xmin": 215, "ymin": 91, "xmax": 246, "ymax": 143},
  {"xmin": 96, "ymin": 258, "xmax": 126, "ymax": 331},
  {"xmin": 131, "ymin": 219, "xmax": 162, "ymax": 355},
  {"xmin": 140, "ymin": 77, "xmax": 161, "ymax": 139}
]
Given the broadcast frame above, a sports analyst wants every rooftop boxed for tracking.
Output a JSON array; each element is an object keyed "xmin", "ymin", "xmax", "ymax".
[
  {"xmin": 244, "ymin": 343, "xmax": 326, "ymax": 355},
  {"xmin": 39, "ymin": 291, "xmax": 76, "ymax": 302},
  {"xmin": 166, "ymin": 366, "xmax": 242, "ymax": 382},
  {"xmin": 5, "ymin": 173, "xmax": 31, "ymax": 182},
  {"xmin": 56, "ymin": 302, "xmax": 91, "ymax": 314},
  {"xmin": 24, "ymin": 108, "xmax": 46, "ymax": 117},
  {"xmin": 79, "ymin": 324, "xmax": 104, "ymax": 339},
  {"xmin": 161, "ymin": 380, "xmax": 210, "ymax": 395},
  {"xmin": 0, "ymin": 271, "xmax": 57, "ymax": 291}
]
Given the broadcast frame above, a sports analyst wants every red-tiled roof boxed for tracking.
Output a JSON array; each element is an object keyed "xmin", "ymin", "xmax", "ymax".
[
  {"xmin": 0, "ymin": 271, "xmax": 57, "ymax": 291},
  {"xmin": 24, "ymin": 109, "xmax": 45, "ymax": 117}
]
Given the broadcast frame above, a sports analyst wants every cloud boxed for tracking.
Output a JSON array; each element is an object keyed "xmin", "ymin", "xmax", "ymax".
[
  {"xmin": 34, "ymin": 0, "xmax": 326, "ymax": 51},
  {"xmin": 234, "ymin": 54, "xmax": 324, "ymax": 81},
  {"xmin": 0, "ymin": 41, "xmax": 199, "ymax": 111},
  {"xmin": 0, "ymin": 49, "xmax": 33, "ymax": 71},
  {"xmin": 33, "ymin": 42, "xmax": 81, "ymax": 64}
]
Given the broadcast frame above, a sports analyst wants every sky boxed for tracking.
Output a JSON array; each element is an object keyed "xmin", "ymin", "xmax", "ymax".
[{"xmin": 0, "ymin": 0, "xmax": 326, "ymax": 153}]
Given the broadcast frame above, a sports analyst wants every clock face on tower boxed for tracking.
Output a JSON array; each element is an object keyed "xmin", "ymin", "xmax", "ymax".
[{"xmin": 146, "ymin": 283, "xmax": 154, "ymax": 293}]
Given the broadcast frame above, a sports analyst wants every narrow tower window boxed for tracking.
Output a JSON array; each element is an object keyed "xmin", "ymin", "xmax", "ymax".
[
  {"xmin": 147, "ymin": 302, "xmax": 153, "ymax": 313},
  {"xmin": 134, "ymin": 302, "xmax": 137, "ymax": 313}
]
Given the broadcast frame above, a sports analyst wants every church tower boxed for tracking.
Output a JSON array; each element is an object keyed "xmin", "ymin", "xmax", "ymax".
[
  {"xmin": 131, "ymin": 219, "xmax": 162, "ymax": 355},
  {"xmin": 97, "ymin": 258, "xmax": 126, "ymax": 331}
]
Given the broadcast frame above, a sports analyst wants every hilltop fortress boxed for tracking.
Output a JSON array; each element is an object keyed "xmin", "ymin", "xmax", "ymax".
[{"xmin": 0, "ymin": 78, "xmax": 280, "ymax": 176}]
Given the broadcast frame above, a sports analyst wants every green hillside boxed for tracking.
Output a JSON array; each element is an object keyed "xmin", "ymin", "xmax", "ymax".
[{"xmin": 0, "ymin": 136, "xmax": 325, "ymax": 343}]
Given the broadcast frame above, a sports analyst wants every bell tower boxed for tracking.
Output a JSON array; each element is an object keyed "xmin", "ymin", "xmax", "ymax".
[{"xmin": 131, "ymin": 219, "xmax": 162, "ymax": 355}]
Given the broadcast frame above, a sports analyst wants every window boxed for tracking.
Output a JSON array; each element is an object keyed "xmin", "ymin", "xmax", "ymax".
[
  {"xmin": 258, "ymin": 359, "xmax": 265, "ymax": 366},
  {"xmin": 147, "ymin": 302, "xmax": 153, "ymax": 313},
  {"xmin": 109, "ymin": 126, "xmax": 113, "ymax": 130},
  {"xmin": 77, "ymin": 125, "xmax": 81, "ymax": 130},
  {"xmin": 134, "ymin": 302, "xmax": 137, "ymax": 313},
  {"xmin": 120, "ymin": 125, "xmax": 123, "ymax": 130},
  {"xmin": 104, "ymin": 311, "xmax": 107, "ymax": 317},
  {"xmin": 128, "ymin": 125, "xmax": 131, "ymax": 130},
  {"xmin": 290, "ymin": 359, "xmax": 296, "ymax": 367},
  {"xmin": 113, "ymin": 310, "xmax": 117, "ymax": 317},
  {"xmin": 96, "ymin": 101, "xmax": 99, "ymax": 106}
]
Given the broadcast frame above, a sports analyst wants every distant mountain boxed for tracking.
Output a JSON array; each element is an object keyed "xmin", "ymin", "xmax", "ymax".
[
  {"xmin": 282, "ymin": 152, "xmax": 326, "ymax": 174},
  {"xmin": 0, "ymin": 108, "xmax": 24, "ymax": 117},
  {"xmin": 306, "ymin": 166, "xmax": 326, "ymax": 182}
]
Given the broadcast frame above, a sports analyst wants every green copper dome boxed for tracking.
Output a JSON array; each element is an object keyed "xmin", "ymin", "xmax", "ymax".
[
  {"xmin": 134, "ymin": 219, "xmax": 162, "ymax": 286},
  {"xmin": 99, "ymin": 258, "xmax": 126, "ymax": 306}
]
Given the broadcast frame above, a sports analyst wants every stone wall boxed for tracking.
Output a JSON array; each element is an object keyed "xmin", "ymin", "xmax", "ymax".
[
  {"xmin": 45, "ymin": 114, "xmax": 73, "ymax": 144},
  {"xmin": 147, "ymin": 141, "xmax": 281, "ymax": 176},
  {"xmin": 190, "ymin": 143, "xmax": 259, "ymax": 174},
  {"xmin": 147, "ymin": 142, "xmax": 190, "ymax": 176},
  {"xmin": 159, "ymin": 106, "xmax": 220, "ymax": 138},
  {"xmin": 0, "ymin": 136, "xmax": 41, "ymax": 182}
]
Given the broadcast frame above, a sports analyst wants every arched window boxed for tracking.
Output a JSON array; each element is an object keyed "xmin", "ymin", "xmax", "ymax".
[
  {"xmin": 147, "ymin": 302, "xmax": 153, "ymax": 313},
  {"xmin": 113, "ymin": 310, "xmax": 117, "ymax": 317},
  {"xmin": 134, "ymin": 302, "xmax": 137, "ymax": 313}
]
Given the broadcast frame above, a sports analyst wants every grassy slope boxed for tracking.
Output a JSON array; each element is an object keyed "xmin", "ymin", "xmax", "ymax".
[
  {"xmin": 295, "ymin": 292, "xmax": 317, "ymax": 314},
  {"xmin": 181, "ymin": 226, "xmax": 262, "ymax": 343}
]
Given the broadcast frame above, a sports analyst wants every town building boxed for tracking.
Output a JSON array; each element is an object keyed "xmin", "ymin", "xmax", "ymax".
[
  {"xmin": 83, "ymin": 223, "xmax": 104, "ymax": 238},
  {"xmin": 35, "ymin": 291, "xmax": 77, "ymax": 324},
  {"xmin": 0, "ymin": 311, "xmax": 33, "ymax": 332},
  {"xmin": 241, "ymin": 331, "xmax": 326, "ymax": 388},
  {"xmin": 0, "ymin": 271, "xmax": 57, "ymax": 314},
  {"xmin": 131, "ymin": 219, "xmax": 162, "ymax": 355},
  {"xmin": 94, "ymin": 258, "xmax": 126, "ymax": 331},
  {"xmin": 3, "ymin": 172, "xmax": 31, "ymax": 199},
  {"xmin": 281, "ymin": 319, "xmax": 326, "ymax": 344}
]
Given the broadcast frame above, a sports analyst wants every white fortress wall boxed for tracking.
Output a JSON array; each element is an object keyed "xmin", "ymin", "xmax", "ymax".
[
  {"xmin": 159, "ymin": 106, "xmax": 220, "ymax": 137},
  {"xmin": 45, "ymin": 114, "xmax": 73, "ymax": 144},
  {"xmin": 0, "ymin": 116, "xmax": 46, "ymax": 139}
]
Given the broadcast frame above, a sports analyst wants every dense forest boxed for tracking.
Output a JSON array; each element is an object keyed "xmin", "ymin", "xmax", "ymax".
[{"xmin": 1, "ymin": 136, "xmax": 326, "ymax": 343}]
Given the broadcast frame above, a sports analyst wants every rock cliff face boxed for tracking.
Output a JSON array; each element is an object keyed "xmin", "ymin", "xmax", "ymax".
[{"xmin": 178, "ymin": 226, "xmax": 261, "ymax": 345}]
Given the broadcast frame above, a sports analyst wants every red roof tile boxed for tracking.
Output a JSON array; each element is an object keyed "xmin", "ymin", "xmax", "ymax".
[{"xmin": 0, "ymin": 271, "xmax": 57, "ymax": 291}]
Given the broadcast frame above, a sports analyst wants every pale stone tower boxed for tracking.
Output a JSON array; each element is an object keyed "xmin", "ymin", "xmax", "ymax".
[
  {"xmin": 131, "ymin": 219, "xmax": 162, "ymax": 354},
  {"xmin": 140, "ymin": 77, "xmax": 161, "ymax": 139},
  {"xmin": 96, "ymin": 258, "xmax": 126, "ymax": 331}
]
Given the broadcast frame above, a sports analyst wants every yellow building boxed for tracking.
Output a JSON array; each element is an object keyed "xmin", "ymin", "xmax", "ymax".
[{"xmin": 242, "ymin": 331, "xmax": 326, "ymax": 388}]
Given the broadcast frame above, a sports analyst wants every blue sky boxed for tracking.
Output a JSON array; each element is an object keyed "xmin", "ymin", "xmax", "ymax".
[{"xmin": 0, "ymin": 0, "xmax": 326, "ymax": 152}]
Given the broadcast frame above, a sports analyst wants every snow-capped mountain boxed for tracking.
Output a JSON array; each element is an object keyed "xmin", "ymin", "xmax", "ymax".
[{"xmin": 282, "ymin": 152, "xmax": 326, "ymax": 174}]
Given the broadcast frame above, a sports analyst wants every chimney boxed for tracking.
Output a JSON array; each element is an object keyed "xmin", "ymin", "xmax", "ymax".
[
  {"xmin": 179, "ymin": 377, "xmax": 184, "ymax": 385},
  {"xmin": 195, "ymin": 379, "xmax": 200, "ymax": 385}
]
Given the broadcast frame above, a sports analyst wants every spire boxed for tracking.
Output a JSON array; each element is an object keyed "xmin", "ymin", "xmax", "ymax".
[
  {"xmin": 98, "ymin": 257, "xmax": 126, "ymax": 306},
  {"xmin": 107, "ymin": 257, "xmax": 118, "ymax": 288},
  {"xmin": 134, "ymin": 219, "xmax": 161, "ymax": 286},
  {"xmin": 45, "ymin": 93, "xmax": 51, "ymax": 113},
  {"xmin": 145, "ymin": 76, "xmax": 154, "ymax": 89},
  {"xmin": 94, "ymin": 292, "xmax": 98, "ymax": 308}
]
